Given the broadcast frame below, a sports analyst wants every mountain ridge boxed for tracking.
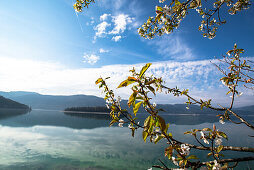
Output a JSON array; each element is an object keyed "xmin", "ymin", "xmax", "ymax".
[{"xmin": 0, "ymin": 91, "xmax": 252, "ymax": 115}]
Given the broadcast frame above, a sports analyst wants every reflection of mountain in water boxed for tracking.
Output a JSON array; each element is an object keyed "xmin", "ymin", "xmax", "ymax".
[
  {"xmin": 0, "ymin": 109, "xmax": 30, "ymax": 120},
  {"xmin": 64, "ymin": 111, "xmax": 111, "ymax": 120}
]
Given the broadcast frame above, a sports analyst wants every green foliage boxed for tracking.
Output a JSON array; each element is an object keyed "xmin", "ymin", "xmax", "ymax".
[
  {"xmin": 138, "ymin": 0, "xmax": 251, "ymax": 39},
  {"xmin": 74, "ymin": 0, "xmax": 95, "ymax": 12},
  {"xmin": 77, "ymin": 0, "xmax": 254, "ymax": 169}
]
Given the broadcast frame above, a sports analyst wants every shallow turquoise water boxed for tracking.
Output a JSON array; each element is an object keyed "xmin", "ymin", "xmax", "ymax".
[{"xmin": 0, "ymin": 110, "xmax": 253, "ymax": 169}]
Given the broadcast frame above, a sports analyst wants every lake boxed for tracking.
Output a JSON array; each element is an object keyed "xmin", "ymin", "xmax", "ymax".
[{"xmin": 0, "ymin": 109, "xmax": 253, "ymax": 169}]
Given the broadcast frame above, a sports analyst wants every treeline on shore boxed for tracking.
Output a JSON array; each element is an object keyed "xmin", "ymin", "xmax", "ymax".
[{"xmin": 64, "ymin": 106, "xmax": 111, "ymax": 113}]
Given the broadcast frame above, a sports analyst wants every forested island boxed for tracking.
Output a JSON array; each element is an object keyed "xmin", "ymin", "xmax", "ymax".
[
  {"xmin": 64, "ymin": 106, "xmax": 111, "ymax": 113},
  {"xmin": 63, "ymin": 106, "xmax": 126, "ymax": 120}
]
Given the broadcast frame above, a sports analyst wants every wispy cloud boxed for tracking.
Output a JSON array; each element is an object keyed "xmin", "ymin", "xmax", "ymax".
[
  {"xmin": 83, "ymin": 54, "xmax": 100, "ymax": 65},
  {"xmin": 99, "ymin": 48, "xmax": 109, "ymax": 53},
  {"xmin": 148, "ymin": 34, "xmax": 195, "ymax": 60},
  {"xmin": 0, "ymin": 57, "xmax": 253, "ymax": 106},
  {"xmin": 100, "ymin": 14, "xmax": 111, "ymax": 21},
  {"xmin": 112, "ymin": 36, "xmax": 122, "ymax": 42},
  {"xmin": 94, "ymin": 21, "xmax": 111, "ymax": 38}
]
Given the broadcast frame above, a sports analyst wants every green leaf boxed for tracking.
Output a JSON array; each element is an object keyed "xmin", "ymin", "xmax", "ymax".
[
  {"xmin": 139, "ymin": 63, "xmax": 152, "ymax": 78},
  {"xmin": 207, "ymin": 152, "xmax": 213, "ymax": 157},
  {"xmin": 109, "ymin": 119, "xmax": 117, "ymax": 127},
  {"xmin": 164, "ymin": 123, "xmax": 170, "ymax": 134},
  {"xmin": 144, "ymin": 116, "xmax": 152, "ymax": 128},
  {"xmin": 202, "ymin": 128, "xmax": 212, "ymax": 132},
  {"xmin": 117, "ymin": 77, "xmax": 137, "ymax": 88},
  {"xmin": 184, "ymin": 131, "xmax": 192, "ymax": 135},
  {"xmin": 157, "ymin": 115, "xmax": 166, "ymax": 131},
  {"xmin": 128, "ymin": 91, "xmax": 137, "ymax": 107},
  {"xmin": 131, "ymin": 128, "xmax": 135, "ymax": 137},
  {"xmin": 154, "ymin": 135, "xmax": 163, "ymax": 144},
  {"xmin": 142, "ymin": 130, "xmax": 148, "ymax": 142},
  {"xmin": 164, "ymin": 146, "xmax": 173, "ymax": 159},
  {"xmin": 145, "ymin": 79, "xmax": 156, "ymax": 85},
  {"xmin": 217, "ymin": 145, "xmax": 223, "ymax": 153},
  {"xmin": 156, "ymin": 6, "xmax": 163, "ymax": 12},
  {"xmin": 133, "ymin": 101, "xmax": 143, "ymax": 116},
  {"xmin": 218, "ymin": 132, "xmax": 228, "ymax": 140},
  {"xmin": 95, "ymin": 78, "xmax": 103, "ymax": 84},
  {"xmin": 147, "ymin": 86, "xmax": 156, "ymax": 96},
  {"xmin": 187, "ymin": 155, "xmax": 198, "ymax": 160}
]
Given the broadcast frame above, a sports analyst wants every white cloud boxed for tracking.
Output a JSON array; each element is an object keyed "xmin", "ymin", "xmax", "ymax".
[
  {"xmin": 109, "ymin": 14, "xmax": 133, "ymax": 35},
  {"xmin": 100, "ymin": 14, "xmax": 111, "ymax": 21},
  {"xmin": 148, "ymin": 35, "xmax": 195, "ymax": 60},
  {"xmin": 93, "ymin": 14, "xmax": 134, "ymax": 42},
  {"xmin": 83, "ymin": 54, "xmax": 100, "ymax": 65},
  {"xmin": 0, "ymin": 57, "xmax": 252, "ymax": 107},
  {"xmin": 94, "ymin": 21, "xmax": 111, "ymax": 38},
  {"xmin": 112, "ymin": 36, "xmax": 122, "ymax": 42},
  {"xmin": 99, "ymin": 48, "xmax": 109, "ymax": 53},
  {"xmin": 86, "ymin": 17, "xmax": 95, "ymax": 26}
]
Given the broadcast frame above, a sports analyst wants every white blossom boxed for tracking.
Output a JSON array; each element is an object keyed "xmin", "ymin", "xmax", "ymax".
[
  {"xmin": 159, "ymin": 0, "xmax": 166, "ymax": 3},
  {"xmin": 212, "ymin": 160, "xmax": 222, "ymax": 170},
  {"xmin": 219, "ymin": 119, "xmax": 225, "ymax": 124},
  {"xmin": 147, "ymin": 168, "xmax": 152, "ymax": 170},
  {"xmin": 128, "ymin": 124, "xmax": 133, "ymax": 129},
  {"xmin": 153, "ymin": 102, "xmax": 157, "ymax": 107},
  {"xmin": 200, "ymin": 131, "xmax": 205, "ymax": 138},
  {"xmin": 106, "ymin": 104, "xmax": 110, "ymax": 109},
  {"xmin": 118, "ymin": 119, "xmax": 124, "ymax": 127},
  {"xmin": 180, "ymin": 144, "xmax": 190, "ymax": 156},
  {"xmin": 154, "ymin": 128, "xmax": 160, "ymax": 133},
  {"xmin": 215, "ymin": 137, "xmax": 223, "ymax": 145},
  {"xmin": 118, "ymin": 123, "xmax": 123, "ymax": 127},
  {"xmin": 158, "ymin": 86, "xmax": 162, "ymax": 93},
  {"xmin": 237, "ymin": 92, "xmax": 243, "ymax": 97},
  {"xmin": 221, "ymin": 80, "xmax": 226, "ymax": 86},
  {"xmin": 172, "ymin": 156, "xmax": 179, "ymax": 166},
  {"xmin": 200, "ymin": 131, "xmax": 209, "ymax": 144},
  {"xmin": 203, "ymin": 138, "xmax": 209, "ymax": 144}
]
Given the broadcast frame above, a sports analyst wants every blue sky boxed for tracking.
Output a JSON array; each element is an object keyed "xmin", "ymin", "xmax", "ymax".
[{"xmin": 0, "ymin": 0, "xmax": 253, "ymax": 106}]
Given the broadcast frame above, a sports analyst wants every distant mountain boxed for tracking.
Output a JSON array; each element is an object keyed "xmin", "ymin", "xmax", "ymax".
[
  {"xmin": 0, "ymin": 91, "xmax": 105, "ymax": 110},
  {"xmin": 0, "ymin": 95, "xmax": 29, "ymax": 109},
  {"xmin": 0, "ymin": 91, "xmax": 252, "ymax": 115}
]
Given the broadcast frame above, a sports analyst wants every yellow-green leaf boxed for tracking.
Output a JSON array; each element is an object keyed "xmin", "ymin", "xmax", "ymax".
[
  {"xmin": 144, "ymin": 116, "xmax": 152, "ymax": 128},
  {"xmin": 128, "ymin": 91, "xmax": 137, "ymax": 107},
  {"xmin": 95, "ymin": 78, "xmax": 103, "ymax": 84},
  {"xmin": 139, "ymin": 63, "xmax": 152, "ymax": 78},
  {"xmin": 157, "ymin": 115, "xmax": 166, "ymax": 131},
  {"xmin": 133, "ymin": 101, "xmax": 143, "ymax": 116},
  {"xmin": 147, "ymin": 86, "xmax": 156, "ymax": 96},
  {"xmin": 218, "ymin": 132, "xmax": 228, "ymax": 140},
  {"xmin": 143, "ymin": 130, "xmax": 148, "ymax": 142},
  {"xmin": 117, "ymin": 78, "xmax": 137, "ymax": 88},
  {"xmin": 154, "ymin": 135, "xmax": 163, "ymax": 144},
  {"xmin": 187, "ymin": 155, "xmax": 198, "ymax": 160},
  {"xmin": 217, "ymin": 145, "xmax": 223, "ymax": 153}
]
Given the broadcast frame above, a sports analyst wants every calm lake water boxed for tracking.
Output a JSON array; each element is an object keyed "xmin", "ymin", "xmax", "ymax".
[{"xmin": 0, "ymin": 109, "xmax": 253, "ymax": 169}]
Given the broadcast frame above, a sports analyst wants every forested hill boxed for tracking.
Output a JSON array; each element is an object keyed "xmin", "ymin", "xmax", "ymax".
[
  {"xmin": 0, "ymin": 96, "xmax": 29, "ymax": 109},
  {"xmin": 0, "ymin": 91, "xmax": 252, "ymax": 115}
]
